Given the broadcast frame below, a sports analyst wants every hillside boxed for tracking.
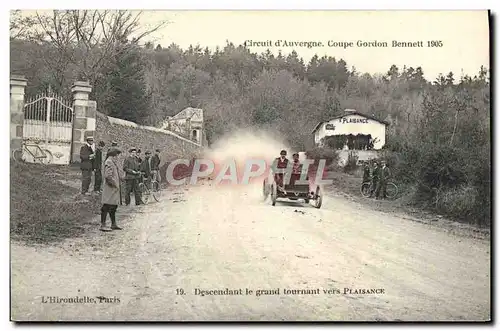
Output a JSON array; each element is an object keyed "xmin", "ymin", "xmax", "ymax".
[{"xmin": 10, "ymin": 161, "xmax": 102, "ymax": 244}]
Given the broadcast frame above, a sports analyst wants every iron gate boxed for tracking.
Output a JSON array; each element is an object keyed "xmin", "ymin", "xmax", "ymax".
[{"xmin": 23, "ymin": 87, "xmax": 74, "ymax": 164}]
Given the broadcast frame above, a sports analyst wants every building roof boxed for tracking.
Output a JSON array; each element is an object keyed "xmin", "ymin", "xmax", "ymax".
[
  {"xmin": 311, "ymin": 110, "xmax": 390, "ymax": 134},
  {"xmin": 166, "ymin": 107, "xmax": 204, "ymax": 122}
]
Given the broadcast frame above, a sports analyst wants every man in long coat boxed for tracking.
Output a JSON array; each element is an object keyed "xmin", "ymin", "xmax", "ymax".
[
  {"xmin": 140, "ymin": 151, "xmax": 153, "ymax": 188},
  {"xmin": 100, "ymin": 147, "xmax": 123, "ymax": 231},
  {"xmin": 93, "ymin": 141, "xmax": 105, "ymax": 193},
  {"xmin": 376, "ymin": 160, "xmax": 392, "ymax": 199},
  {"xmin": 151, "ymin": 149, "xmax": 161, "ymax": 182},
  {"xmin": 362, "ymin": 161, "xmax": 371, "ymax": 184},
  {"xmin": 370, "ymin": 161, "xmax": 380, "ymax": 198},
  {"xmin": 80, "ymin": 136, "xmax": 95, "ymax": 195},
  {"xmin": 123, "ymin": 147, "xmax": 143, "ymax": 206}
]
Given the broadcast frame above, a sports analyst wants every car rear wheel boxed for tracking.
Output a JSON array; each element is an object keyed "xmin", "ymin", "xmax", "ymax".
[
  {"xmin": 271, "ymin": 183, "xmax": 277, "ymax": 206},
  {"xmin": 313, "ymin": 186, "xmax": 322, "ymax": 209},
  {"xmin": 262, "ymin": 180, "xmax": 269, "ymax": 201}
]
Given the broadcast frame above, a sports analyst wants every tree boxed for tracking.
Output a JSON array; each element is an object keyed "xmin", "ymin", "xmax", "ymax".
[
  {"xmin": 446, "ymin": 71, "xmax": 455, "ymax": 86},
  {"xmin": 434, "ymin": 73, "xmax": 448, "ymax": 89},
  {"xmin": 387, "ymin": 64, "xmax": 400, "ymax": 81},
  {"xmin": 101, "ymin": 43, "xmax": 151, "ymax": 124},
  {"xmin": 10, "ymin": 10, "xmax": 37, "ymax": 40},
  {"xmin": 14, "ymin": 10, "xmax": 168, "ymax": 95}
]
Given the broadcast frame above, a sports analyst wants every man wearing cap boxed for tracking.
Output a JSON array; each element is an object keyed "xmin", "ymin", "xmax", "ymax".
[
  {"xmin": 274, "ymin": 150, "xmax": 289, "ymax": 169},
  {"xmin": 136, "ymin": 149, "xmax": 143, "ymax": 164},
  {"xmin": 93, "ymin": 141, "xmax": 105, "ymax": 193},
  {"xmin": 151, "ymin": 149, "xmax": 161, "ymax": 182},
  {"xmin": 362, "ymin": 161, "xmax": 371, "ymax": 184},
  {"xmin": 123, "ymin": 148, "xmax": 143, "ymax": 206},
  {"xmin": 140, "ymin": 151, "xmax": 153, "ymax": 189},
  {"xmin": 376, "ymin": 160, "xmax": 392, "ymax": 199},
  {"xmin": 292, "ymin": 153, "xmax": 302, "ymax": 174},
  {"xmin": 135, "ymin": 149, "xmax": 144, "ymax": 202},
  {"xmin": 80, "ymin": 136, "xmax": 95, "ymax": 195},
  {"xmin": 101, "ymin": 147, "xmax": 123, "ymax": 231},
  {"xmin": 272, "ymin": 150, "xmax": 289, "ymax": 189},
  {"xmin": 369, "ymin": 161, "xmax": 380, "ymax": 198},
  {"xmin": 290, "ymin": 152, "xmax": 303, "ymax": 186},
  {"xmin": 105, "ymin": 141, "xmax": 118, "ymax": 159}
]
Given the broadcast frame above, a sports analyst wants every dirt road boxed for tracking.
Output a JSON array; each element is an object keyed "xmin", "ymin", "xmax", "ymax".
[{"xmin": 11, "ymin": 183, "xmax": 490, "ymax": 321}]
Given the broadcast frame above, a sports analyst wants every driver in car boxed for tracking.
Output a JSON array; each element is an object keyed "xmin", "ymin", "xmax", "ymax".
[
  {"xmin": 273, "ymin": 150, "xmax": 289, "ymax": 191},
  {"xmin": 292, "ymin": 153, "xmax": 302, "ymax": 173},
  {"xmin": 291, "ymin": 153, "xmax": 303, "ymax": 186}
]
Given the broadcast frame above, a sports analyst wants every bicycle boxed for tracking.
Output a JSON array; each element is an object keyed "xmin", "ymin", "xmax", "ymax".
[
  {"xmin": 137, "ymin": 172, "xmax": 161, "ymax": 204},
  {"xmin": 12, "ymin": 141, "xmax": 53, "ymax": 164},
  {"xmin": 137, "ymin": 173, "xmax": 152, "ymax": 205},
  {"xmin": 360, "ymin": 179, "xmax": 398, "ymax": 199}
]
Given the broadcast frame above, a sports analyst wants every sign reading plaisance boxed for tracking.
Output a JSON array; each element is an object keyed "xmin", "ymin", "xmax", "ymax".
[
  {"xmin": 312, "ymin": 110, "xmax": 389, "ymax": 150},
  {"xmin": 340, "ymin": 117, "xmax": 369, "ymax": 124}
]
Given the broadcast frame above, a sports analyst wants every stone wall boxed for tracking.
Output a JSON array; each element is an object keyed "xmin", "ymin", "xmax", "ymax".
[
  {"xmin": 10, "ymin": 77, "xmax": 202, "ymax": 173},
  {"xmin": 94, "ymin": 111, "xmax": 203, "ymax": 181}
]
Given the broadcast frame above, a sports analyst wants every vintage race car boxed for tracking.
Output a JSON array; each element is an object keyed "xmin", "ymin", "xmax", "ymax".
[{"xmin": 262, "ymin": 170, "xmax": 322, "ymax": 209}]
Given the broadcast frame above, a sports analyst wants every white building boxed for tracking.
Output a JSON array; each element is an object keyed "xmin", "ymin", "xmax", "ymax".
[
  {"xmin": 161, "ymin": 107, "xmax": 205, "ymax": 145},
  {"xmin": 312, "ymin": 109, "xmax": 389, "ymax": 164}
]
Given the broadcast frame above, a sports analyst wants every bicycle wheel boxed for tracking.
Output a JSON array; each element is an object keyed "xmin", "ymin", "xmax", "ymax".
[
  {"xmin": 40, "ymin": 149, "xmax": 53, "ymax": 164},
  {"xmin": 138, "ymin": 183, "xmax": 150, "ymax": 204},
  {"xmin": 12, "ymin": 148, "xmax": 25, "ymax": 163},
  {"xmin": 360, "ymin": 182, "xmax": 372, "ymax": 197},
  {"xmin": 152, "ymin": 181, "xmax": 161, "ymax": 202},
  {"xmin": 385, "ymin": 182, "xmax": 398, "ymax": 199}
]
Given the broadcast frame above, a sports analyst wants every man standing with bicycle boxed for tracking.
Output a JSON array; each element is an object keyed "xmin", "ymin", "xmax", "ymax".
[
  {"xmin": 140, "ymin": 151, "xmax": 153, "ymax": 189},
  {"xmin": 376, "ymin": 160, "xmax": 392, "ymax": 200},
  {"xmin": 369, "ymin": 161, "xmax": 380, "ymax": 198},
  {"xmin": 123, "ymin": 147, "xmax": 143, "ymax": 206},
  {"xmin": 80, "ymin": 136, "xmax": 95, "ymax": 196},
  {"xmin": 151, "ymin": 149, "xmax": 161, "ymax": 183},
  {"xmin": 362, "ymin": 161, "xmax": 371, "ymax": 184}
]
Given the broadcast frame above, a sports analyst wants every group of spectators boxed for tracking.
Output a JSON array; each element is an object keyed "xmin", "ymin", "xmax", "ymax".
[
  {"xmin": 362, "ymin": 160, "xmax": 392, "ymax": 199},
  {"xmin": 79, "ymin": 136, "xmax": 161, "ymax": 232}
]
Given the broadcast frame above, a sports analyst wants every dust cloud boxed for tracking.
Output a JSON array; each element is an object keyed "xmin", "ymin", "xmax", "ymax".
[
  {"xmin": 200, "ymin": 129, "xmax": 291, "ymax": 198},
  {"xmin": 205, "ymin": 129, "xmax": 289, "ymax": 167}
]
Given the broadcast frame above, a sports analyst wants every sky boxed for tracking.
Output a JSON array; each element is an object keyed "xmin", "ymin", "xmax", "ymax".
[
  {"xmin": 138, "ymin": 10, "xmax": 490, "ymax": 81},
  {"xmin": 13, "ymin": 10, "xmax": 490, "ymax": 81}
]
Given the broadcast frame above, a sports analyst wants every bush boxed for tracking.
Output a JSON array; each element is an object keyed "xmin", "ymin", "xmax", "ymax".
[
  {"xmin": 343, "ymin": 151, "xmax": 359, "ymax": 173},
  {"xmin": 305, "ymin": 146, "xmax": 339, "ymax": 166},
  {"xmin": 389, "ymin": 140, "xmax": 490, "ymax": 226},
  {"xmin": 304, "ymin": 146, "xmax": 340, "ymax": 176},
  {"xmin": 438, "ymin": 185, "xmax": 478, "ymax": 221}
]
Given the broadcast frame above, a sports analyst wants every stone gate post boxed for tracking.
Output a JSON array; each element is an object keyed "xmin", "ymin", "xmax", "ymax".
[
  {"xmin": 10, "ymin": 75, "xmax": 27, "ymax": 154},
  {"xmin": 71, "ymin": 81, "xmax": 96, "ymax": 163}
]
